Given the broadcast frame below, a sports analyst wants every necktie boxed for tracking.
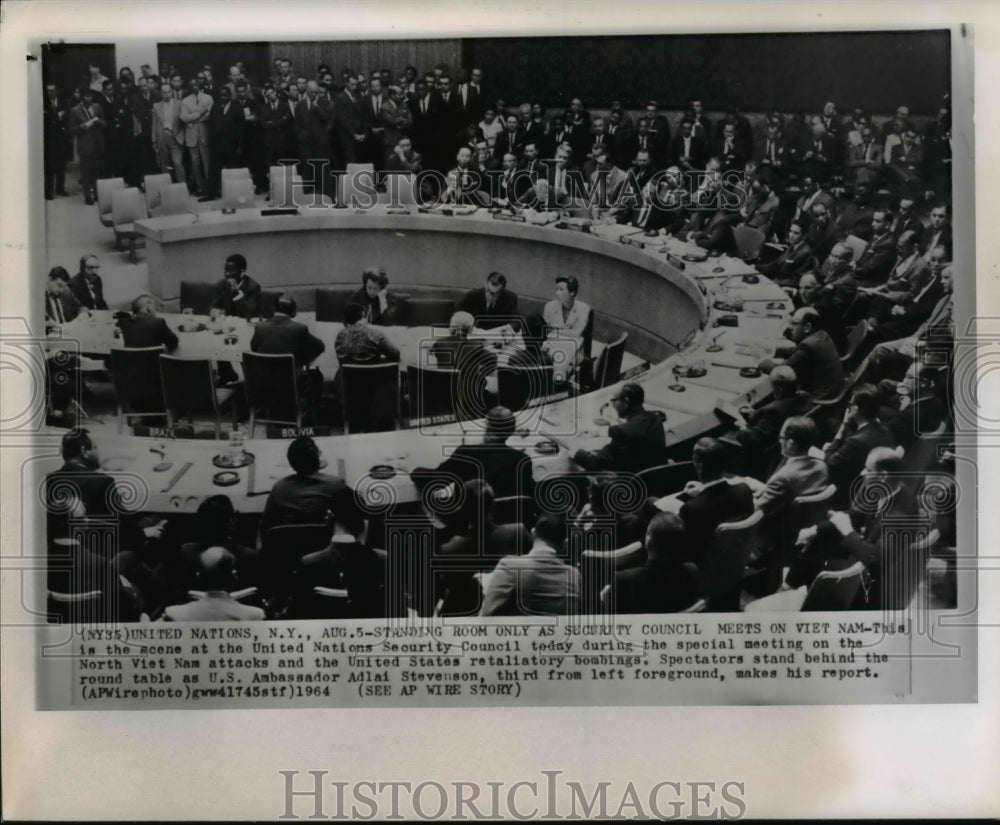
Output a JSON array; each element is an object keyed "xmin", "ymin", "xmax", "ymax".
[
  {"xmin": 422, "ymin": 98, "xmax": 427, "ymax": 114},
  {"xmin": 487, "ymin": 295, "xmax": 495, "ymax": 312},
  {"xmin": 374, "ymin": 96, "xmax": 380, "ymax": 115},
  {"xmin": 556, "ymin": 169, "xmax": 563, "ymax": 190},
  {"xmin": 306, "ymin": 97, "xmax": 311, "ymax": 111},
  {"xmin": 725, "ymin": 139, "xmax": 732, "ymax": 153},
  {"xmin": 767, "ymin": 140, "xmax": 774, "ymax": 161},
  {"xmin": 85, "ymin": 107, "xmax": 93, "ymax": 120},
  {"xmin": 641, "ymin": 136, "xmax": 646, "ymax": 149},
  {"xmin": 49, "ymin": 295, "xmax": 65, "ymax": 323}
]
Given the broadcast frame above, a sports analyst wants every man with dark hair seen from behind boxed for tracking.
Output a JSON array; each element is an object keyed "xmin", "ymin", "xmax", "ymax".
[
  {"xmin": 260, "ymin": 436, "xmax": 348, "ymax": 533},
  {"xmin": 573, "ymin": 383, "xmax": 666, "ymax": 473}
]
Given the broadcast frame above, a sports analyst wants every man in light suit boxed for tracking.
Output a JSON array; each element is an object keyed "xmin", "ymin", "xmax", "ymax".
[
  {"xmin": 865, "ymin": 231, "xmax": 934, "ymax": 324},
  {"xmin": 755, "ymin": 416, "xmax": 831, "ymax": 516},
  {"xmin": 160, "ymin": 547, "xmax": 265, "ymax": 622},
  {"xmin": 152, "ymin": 82, "xmax": 186, "ymax": 182},
  {"xmin": 479, "ymin": 512, "xmax": 581, "ymax": 617},
  {"xmin": 179, "ymin": 77, "xmax": 213, "ymax": 198},
  {"xmin": 68, "ymin": 88, "xmax": 106, "ymax": 204}
]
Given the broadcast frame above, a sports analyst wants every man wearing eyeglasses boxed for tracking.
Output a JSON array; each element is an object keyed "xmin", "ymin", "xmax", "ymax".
[{"xmin": 68, "ymin": 254, "xmax": 108, "ymax": 311}]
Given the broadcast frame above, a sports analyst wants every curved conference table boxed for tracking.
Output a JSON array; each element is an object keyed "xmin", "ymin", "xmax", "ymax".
[{"xmin": 43, "ymin": 207, "xmax": 794, "ymax": 515}]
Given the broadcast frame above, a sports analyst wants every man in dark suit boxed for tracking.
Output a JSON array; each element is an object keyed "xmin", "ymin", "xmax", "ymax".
[
  {"xmin": 573, "ymin": 383, "xmax": 667, "ymax": 474},
  {"xmin": 670, "ymin": 119, "xmax": 707, "ymax": 172},
  {"xmin": 823, "ymin": 384, "xmax": 895, "ymax": 491},
  {"xmin": 332, "ymin": 74, "xmax": 368, "ymax": 170},
  {"xmin": 250, "ymin": 295, "xmax": 325, "ymax": 369},
  {"xmin": 853, "ymin": 209, "xmax": 898, "ymax": 286},
  {"xmin": 493, "ymin": 114, "xmax": 526, "ymax": 161},
  {"xmin": 67, "ymin": 88, "xmax": 106, "ymax": 204},
  {"xmin": 457, "ymin": 67, "xmax": 485, "ymax": 123},
  {"xmin": 712, "ymin": 121, "xmax": 750, "ymax": 171},
  {"xmin": 212, "ymin": 253, "xmax": 262, "ymax": 319},
  {"xmin": 359, "ymin": 76, "xmax": 388, "ymax": 168},
  {"xmin": 760, "ymin": 307, "xmax": 845, "ymax": 402},
  {"xmin": 413, "ymin": 407, "xmax": 535, "ymax": 502},
  {"xmin": 128, "ymin": 76, "xmax": 158, "ymax": 179},
  {"xmin": 296, "ymin": 80, "xmax": 333, "ymax": 195},
  {"xmin": 889, "ymin": 198, "xmax": 924, "ymax": 246},
  {"xmin": 797, "ymin": 119, "xmax": 837, "ymax": 182},
  {"xmin": 233, "ymin": 80, "xmax": 265, "ymax": 192},
  {"xmin": 68, "ymin": 255, "xmax": 108, "ymax": 311},
  {"xmin": 865, "ymin": 231, "xmax": 935, "ymax": 323},
  {"xmin": 458, "ymin": 271, "xmax": 521, "ymax": 331},
  {"xmin": 207, "ymin": 85, "xmax": 245, "ymax": 199},
  {"xmin": 758, "ymin": 220, "xmax": 813, "ymax": 286},
  {"xmin": 518, "ymin": 142, "xmax": 544, "ymax": 182},
  {"xmin": 118, "ymin": 294, "xmax": 179, "ymax": 352},
  {"xmin": 43, "ymin": 84, "xmax": 70, "ymax": 199},
  {"xmin": 604, "ymin": 513, "xmax": 699, "ymax": 615},
  {"xmin": 45, "ymin": 267, "xmax": 81, "ymax": 323},
  {"xmin": 427, "ymin": 75, "xmax": 462, "ymax": 170},
  {"xmin": 732, "ymin": 366, "xmax": 811, "ymax": 454},
  {"xmin": 754, "ymin": 120, "xmax": 789, "ymax": 177},
  {"xmin": 260, "ymin": 84, "xmax": 294, "ymax": 172},
  {"xmin": 888, "ymin": 126, "xmax": 924, "ymax": 194},
  {"xmin": 920, "ymin": 205, "xmax": 953, "ymax": 261},
  {"xmin": 676, "ymin": 437, "xmax": 755, "ymax": 565},
  {"xmin": 786, "ymin": 447, "xmax": 920, "ymax": 609},
  {"xmin": 887, "ymin": 365, "xmax": 947, "ymax": 450},
  {"xmin": 260, "ymin": 436, "xmax": 349, "ymax": 534}
]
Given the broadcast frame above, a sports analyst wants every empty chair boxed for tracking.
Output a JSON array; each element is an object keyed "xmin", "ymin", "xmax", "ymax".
[
  {"xmin": 96, "ymin": 177, "xmax": 125, "ymax": 228},
  {"xmin": 342, "ymin": 163, "xmax": 376, "ymax": 207},
  {"xmin": 269, "ymin": 164, "xmax": 303, "ymax": 207},
  {"xmin": 402, "ymin": 298, "xmax": 454, "ymax": 327},
  {"xmin": 111, "ymin": 187, "xmax": 148, "ymax": 263},
  {"xmin": 159, "ymin": 355, "xmax": 236, "ymax": 438},
  {"xmin": 260, "ymin": 522, "xmax": 333, "ymax": 605},
  {"xmin": 406, "ymin": 365, "xmax": 457, "ymax": 425},
  {"xmin": 143, "ymin": 172, "xmax": 173, "ymax": 215},
  {"xmin": 636, "ymin": 461, "xmax": 698, "ymax": 498},
  {"xmin": 385, "ymin": 172, "xmax": 417, "ymax": 207},
  {"xmin": 160, "ymin": 182, "xmax": 193, "ymax": 216},
  {"xmin": 110, "ymin": 346, "xmax": 167, "ymax": 433},
  {"xmin": 699, "ymin": 509, "xmax": 763, "ymax": 610},
  {"xmin": 593, "ymin": 331, "xmax": 628, "ymax": 389},
  {"xmin": 314, "ymin": 287, "xmax": 352, "ymax": 323},
  {"xmin": 242, "ymin": 352, "xmax": 302, "ymax": 437},
  {"xmin": 341, "ymin": 362, "xmax": 401, "ymax": 433},
  {"xmin": 179, "ymin": 280, "xmax": 217, "ymax": 315},
  {"xmin": 221, "ymin": 167, "xmax": 252, "ymax": 181},
  {"xmin": 497, "ymin": 363, "xmax": 555, "ymax": 411},
  {"xmin": 733, "ymin": 224, "xmax": 766, "ymax": 262},
  {"xmin": 221, "ymin": 176, "xmax": 257, "ymax": 210}
]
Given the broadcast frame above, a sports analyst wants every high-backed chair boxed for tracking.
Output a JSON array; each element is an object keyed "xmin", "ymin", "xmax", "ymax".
[
  {"xmin": 637, "ymin": 461, "xmax": 698, "ymax": 498},
  {"xmin": 258, "ymin": 289, "xmax": 282, "ymax": 320},
  {"xmin": 221, "ymin": 167, "xmax": 252, "ymax": 181},
  {"xmin": 800, "ymin": 561, "xmax": 868, "ymax": 611},
  {"xmin": 260, "ymin": 522, "xmax": 333, "ymax": 605},
  {"xmin": 159, "ymin": 355, "xmax": 236, "ymax": 439},
  {"xmin": 269, "ymin": 164, "xmax": 302, "ymax": 207},
  {"xmin": 582, "ymin": 541, "xmax": 646, "ymax": 612},
  {"xmin": 111, "ymin": 187, "xmax": 148, "ymax": 263},
  {"xmin": 96, "ymin": 177, "xmax": 125, "ymax": 228},
  {"xmin": 314, "ymin": 287, "xmax": 352, "ymax": 323},
  {"xmin": 843, "ymin": 234, "xmax": 869, "ymax": 261},
  {"xmin": 699, "ymin": 509, "xmax": 763, "ymax": 610},
  {"xmin": 497, "ymin": 363, "xmax": 555, "ymax": 411},
  {"xmin": 179, "ymin": 281, "xmax": 217, "ymax": 315},
  {"xmin": 733, "ymin": 224, "xmax": 766, "ymax": 262},
  {"xmin": 160, "ymin": 182, "xmax": 193, "ymax": 216},
  {"xmin": 143, "ymin": 172, "xmax": 173, "ymax": 216},
  {"xmin": 221, "ymin": 176, "xmax": 257, "ymax": 210},
  {"xmin": 406, "ymin": 365, "xmax": 457, "ymax": 425},
  {"xmin": 493, "ymin": 495, "xmax": 536, "ymax": 530},
  {"xmin": 242, "ymin": 352, "xmax": 302, "ymax": 437},
  {"xmin": 593, "ymin": 331, "xmax": 628, "ymax": 389},
  {"xmin": 385, "ymin": 172, "xmax": 417, "ymax": 207},
  {"xmin": 341, "ymin": 362, "xmax": 401, "ymax": 433},
  {"xmin": 110, "ymin": 346, "xmax": 167, "ymax": 433},
  {"xmin": 402, "ymin": 298, "xmax": 454, "ymax": 327}
]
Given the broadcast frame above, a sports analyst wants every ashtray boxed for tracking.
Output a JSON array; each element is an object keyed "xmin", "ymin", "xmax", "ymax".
[
  {"xmin": 706, "ymin": 344, "xmax": 724, "ymax": 353},
  {"xmin": 712, "ymin": 266, "xmax": 726, "ymax": 273},
  {"xmin": 739, "ymin": 367, "xmax": 762, "ymax": 378},
  {"xmin": 152, "ymin": 461, "xmax": 173, "ymax": 472},
  {"xmin": 682, "ymin": 253, "xmax": 707, "ymax": 263},
  {"xmin": 178, "ymin": 323, "xmax": 207, "ymax": 333},
  {"xmin": 668, "ymin": 383, "xmax": 687, "ymax": 392},
  {"xmin": 593, "ymin": 416, "xmax": 609, "ymax": 426},
  {"xmin": 686, "ymin": 366, "xmax": 707, "ymax": 378},
  {"xmin": 222, "ymin": 207, "xmax": 237, "ymax": 215},
  {"xmin": 534, "ymin": 440, "xmax": 559, "ymax": 455},
  {"xmin": 742, "ymin": 274, "xmax": 760, "ymax": 284},
  {"xmin": 369, "ymin": 464, "xmax": 396, "ymax": 480},
  {"xmin": 224, "ymin": 335, "xmax": 239, "ymax": 345},
  {"xmin": 766, "ymin": 301, "xmax": 786, "ymax": 310},
  {"xmin": 212, "ymin": 452, "xmax": 255, "ymax": 469},
  {"xmin": 212, "ymin": 470, "xmax": 240, "ymax": 486}
]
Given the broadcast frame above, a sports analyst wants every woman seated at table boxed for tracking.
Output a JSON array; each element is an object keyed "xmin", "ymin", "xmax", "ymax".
[
  {"xmin": 541, "ymin": 275, "xmax": 591, "ymax": 383},
  {"xmin": 334, "ymin": 302, "xmax": 401, "ymax": 431}
]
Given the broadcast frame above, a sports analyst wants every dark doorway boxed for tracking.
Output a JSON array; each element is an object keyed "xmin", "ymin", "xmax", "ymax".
[{"xmin": 42, "ymin": 43, "xmax": 116, "ymax": 97}]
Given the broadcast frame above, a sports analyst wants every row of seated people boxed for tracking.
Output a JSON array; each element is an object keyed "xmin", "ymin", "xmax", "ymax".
[
  {"xmin": 47, "ymin": 48, "xmax": 951, "ymax": 206},
  {"xmin": 45, "ymin": 344, "xmax": 954, "ymax": 622},
  {"xmin": 45, "ymin": 250, "xmax": 601, "ymax": 427}
]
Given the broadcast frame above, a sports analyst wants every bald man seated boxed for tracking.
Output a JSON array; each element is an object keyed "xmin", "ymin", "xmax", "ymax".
[{"xmin": 160, "ymin": 547, "xmax": 265, "ymax": 621}]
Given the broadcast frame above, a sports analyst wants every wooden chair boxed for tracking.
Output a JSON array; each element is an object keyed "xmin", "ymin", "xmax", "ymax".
[
  {"xmin": 96, "ymin": 177, "xmax": 125, "ymax": 228},
  {"xmin": 699, "ymin": 509, "xmax": 763, "ymax": 610},
  {"xmin": 159, "ymin": 355, "xmax": 236, "ymax": 439},
  {"xmin": 341, "ymin": 361, "xmax": 401, "ymax": 433},
  {"xmin": 110, "ymin": 346, "xmax": 167, "ymax": 433},
  {"xmin": 160, "ymin": 182, "xmax": 193, "ymax": 216},
  {"xmin": 497, "ymin": 363, "xmax": 555, "ymax": 411},
  {"xmin": 111, "ymin": 187, "xmax": 148, "ymax": 263},
  {"xmin": 221, "ymin": 176, "xmax": 257, "ymax": 210},
  {"xmin": 143, "ymin": 172, "xmax": 173, "ymax": 216},
  {"xmin": 733, "ymin": 224, "xmax": 766, "ymax": 262},
  {"xmin": 179, "ymin": 281, "xmax": 217, "ymax": 315},
  {"xmin": 242, "ymin": 352, "xmax": 301, "ymax": 437},
  {"xmin": 406, "ymin": 365, "xmax": 457, "ymax": 425}
]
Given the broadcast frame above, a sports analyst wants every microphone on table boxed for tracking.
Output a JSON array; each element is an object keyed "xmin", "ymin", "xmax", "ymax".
[{"xmin": 189, "ymin": 210, "xmax": 201, "ymax": 224}]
